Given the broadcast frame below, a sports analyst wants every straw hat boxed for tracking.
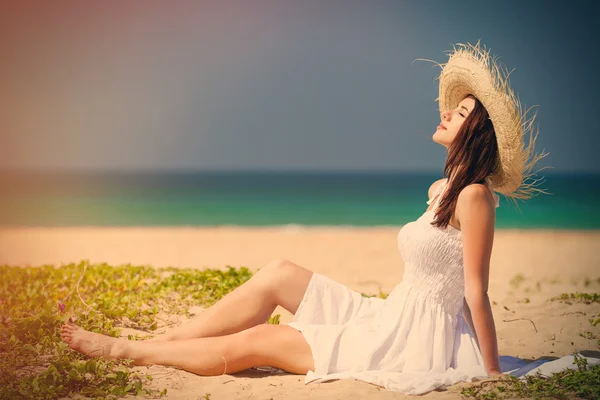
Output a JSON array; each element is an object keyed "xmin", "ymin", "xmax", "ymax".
[{"xmin": 416, "ymin": 40, "xmax": 550, "ymax": 202}]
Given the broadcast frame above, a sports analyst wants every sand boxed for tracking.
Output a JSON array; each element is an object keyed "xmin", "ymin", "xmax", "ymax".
[{"xmin": 1, "ymin": 226, "xmax": 599, "ymax": 399}]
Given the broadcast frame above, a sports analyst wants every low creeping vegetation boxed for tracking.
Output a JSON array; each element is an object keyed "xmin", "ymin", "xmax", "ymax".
[
  {"xmin": 460, "ymin": 353, "xmax": 600, "ymax": 399},
  {"xmin": 550, "ymin": 292, "xmax": 600, "ymax": 304},
  {"xmin": 0, "ymin": 261, "xmax": 259, "ymax": 400},
  {"xmin": 361, "ymin": 290, "xmax": 389, "ymax": 299}
]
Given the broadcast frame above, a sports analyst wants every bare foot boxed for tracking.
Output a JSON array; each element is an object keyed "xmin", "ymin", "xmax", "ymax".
[{"xmin": 61, "ymin": 319, "xmax": 127, "ymax": 360}]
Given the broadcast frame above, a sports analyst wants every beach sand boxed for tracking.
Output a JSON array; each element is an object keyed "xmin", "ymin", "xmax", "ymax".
[{"xmin": 1, "ymin": 226, "xmax": 599, "ymax": 399}]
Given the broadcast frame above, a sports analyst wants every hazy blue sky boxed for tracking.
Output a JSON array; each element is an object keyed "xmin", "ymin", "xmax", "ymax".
[{"xmin": 4, "ymin": 1, "xmax": 599, "ymax": 172}]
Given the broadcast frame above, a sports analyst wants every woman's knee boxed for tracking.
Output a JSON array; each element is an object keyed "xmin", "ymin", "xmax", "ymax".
[
  {"xmin": 257, "ymin": 259, "xmax": 297, "ymax": 286},
  {"xmin": 257, "ymin": 259, "xmax": 313, "ymax": 311},
  {"xmin": 262, "ymin": 258, "xmax": 294, "ymax": 272}
]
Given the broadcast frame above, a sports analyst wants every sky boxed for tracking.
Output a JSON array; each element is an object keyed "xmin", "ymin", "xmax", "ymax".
[{"xmin": 2, "ymin": 1, "xmax": 599, "ymax": 173}]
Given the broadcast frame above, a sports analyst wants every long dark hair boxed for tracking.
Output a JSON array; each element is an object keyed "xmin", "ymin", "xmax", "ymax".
[{"xmin": 432, "ymin": 94, "xmax": 500, "ymax": 229}]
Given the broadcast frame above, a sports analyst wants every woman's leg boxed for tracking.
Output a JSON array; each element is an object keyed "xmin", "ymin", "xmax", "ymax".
[
  {"xmin": 61, "ymin": 320, "xmax": 314, "ymax": 375},
  {"xmin": 147, "ymin": 259, "xmax": 314, "ymax": 342}
]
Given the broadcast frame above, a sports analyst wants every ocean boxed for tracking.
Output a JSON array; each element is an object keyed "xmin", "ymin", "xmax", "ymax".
[{"xmin": 0, "ymin": 171, "xmax": 598, "ymax": 229}]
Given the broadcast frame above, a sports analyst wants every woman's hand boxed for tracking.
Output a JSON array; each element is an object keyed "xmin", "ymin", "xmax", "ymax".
[{"xmin": 487, "ymin": 369, "xmax": 503, "ymax": 377}]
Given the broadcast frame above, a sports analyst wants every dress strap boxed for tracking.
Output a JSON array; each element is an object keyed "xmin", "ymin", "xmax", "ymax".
[
  {"xmin": 485, "ymin": 177, "xmax": 501, "ymax": 208},
  {"xmin": 426, "ymin": 179, "xmax": 448, "ymax": 206}
]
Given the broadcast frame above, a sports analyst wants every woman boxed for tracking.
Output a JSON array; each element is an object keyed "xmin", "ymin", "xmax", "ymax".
[{"xmin": 61, "ymin": 41, "xmax": 549, "ymax": 394}]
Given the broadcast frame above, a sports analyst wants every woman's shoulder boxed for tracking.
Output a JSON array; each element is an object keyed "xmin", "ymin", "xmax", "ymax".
[
  {"xmin": 427, "ymin": 178, "xmax": 448, "ymax": 201},
  {"xmin": 459, "ymin": 180, "xmax": 499, "ymax": 209},
  {"xmin": 455, "ymin": 182, "xmax": 498, "ymax": 228}
]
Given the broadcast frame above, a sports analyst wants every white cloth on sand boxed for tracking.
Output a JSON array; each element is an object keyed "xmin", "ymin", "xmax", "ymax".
[{"xmin": 285, "ymin": 178, "xmax": 600, "ymax": 394}]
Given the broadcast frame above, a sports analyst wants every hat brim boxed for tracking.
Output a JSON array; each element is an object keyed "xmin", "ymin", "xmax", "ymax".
[{"xmin": 434, "ymin": 41, "xmax": 548, "ymax": 200}]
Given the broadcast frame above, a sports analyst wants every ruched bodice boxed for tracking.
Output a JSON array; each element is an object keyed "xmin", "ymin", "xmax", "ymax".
[{"xmin": 398, "ymin": 178, "xmax": 499, "ymax": 315}]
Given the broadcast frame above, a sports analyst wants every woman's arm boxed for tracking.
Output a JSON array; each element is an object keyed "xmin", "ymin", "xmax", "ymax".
[
  {"xmin": 456, "ymin": 184, "xmax": 501, "ymax": 375},
  {"xmin": 465, "ymin": 291, "xmax": 501, "ymax": 374},
  {"xmin": 462, "ymin": 298, "xmax": 479, "ymax": 346}
]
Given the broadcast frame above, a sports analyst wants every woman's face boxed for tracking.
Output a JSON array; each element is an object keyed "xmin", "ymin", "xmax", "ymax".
[{"xmin": 433, "ymin": 96, "xmax": 476, "ymax": 148}]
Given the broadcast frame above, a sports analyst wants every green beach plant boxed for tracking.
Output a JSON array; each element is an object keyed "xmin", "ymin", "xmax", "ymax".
[
  {"xmin": 509, "ymin": 273, "xmax": 525, "ymax": 290},
  {"xmin": 360, "ymin": 290, "xmax": 389, "ymax": 299},
  {"xmin": 460, "ymin": 353, "xmax": 600, "ymax": 399},
  {"xmin": 0, "ymin": 261, "xmax": 254, "ymax": 399},
  {"xmin": 550, "ymin": 292, "xmax": 600, "ymax": 304}
]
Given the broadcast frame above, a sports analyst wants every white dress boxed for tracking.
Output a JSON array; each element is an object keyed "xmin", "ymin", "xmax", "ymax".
[
  {"xmin": 286, "ymin": 178, "xmax": 600, "ymax": 394},
  {"xmin": 287, "ymin": 178, "xmax": 497, "ymax": 394}
]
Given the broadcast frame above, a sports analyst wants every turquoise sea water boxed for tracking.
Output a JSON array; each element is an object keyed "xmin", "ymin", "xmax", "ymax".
[{"xmin": 0, "ymin": 171, "xmax": 598, "ymax": 229}]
